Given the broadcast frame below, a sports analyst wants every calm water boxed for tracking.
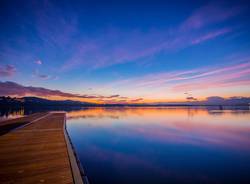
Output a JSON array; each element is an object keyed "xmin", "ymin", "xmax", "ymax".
[{"xmin": 66, "ymin": 107, "xmax": 250, "ymax": 184}]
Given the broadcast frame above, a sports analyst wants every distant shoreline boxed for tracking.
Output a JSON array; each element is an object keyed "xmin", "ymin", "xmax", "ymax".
[
  {"xmin": 1, "ymin": 96, "xmax": 250, "ymax": 108},
  {"xmin": 1, "ymin": 104, "xmax": 250, "ymax": 107}
]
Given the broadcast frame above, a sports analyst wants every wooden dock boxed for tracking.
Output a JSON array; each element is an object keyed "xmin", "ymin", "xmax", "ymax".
[{"xmin": 0, "ymin": 112, "xmax": 86, "ymax": 184}]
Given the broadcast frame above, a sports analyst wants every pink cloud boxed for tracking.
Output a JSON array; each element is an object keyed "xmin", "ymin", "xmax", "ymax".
[
  {"xmin": 172, "ymin": 62, "xmax": 250, "ymax": 91},
  {"xmin": 107, "ymin": 59, "xmax": 250, "ymax": 94}
]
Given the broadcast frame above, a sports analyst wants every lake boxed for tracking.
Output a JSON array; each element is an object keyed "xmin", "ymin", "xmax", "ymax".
[
  {"xmin": 0, "ymin": 106, "xmax": 249, "ymax": 183},
  {"xmin": 66, "ymin": 107, "xmax": 250, "ymax": 184}
]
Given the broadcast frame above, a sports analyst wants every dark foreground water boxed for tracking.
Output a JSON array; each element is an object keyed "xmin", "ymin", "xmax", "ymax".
[{"xmin": 66, "ymin": 107, "xmax": 250, "ymax": 184}]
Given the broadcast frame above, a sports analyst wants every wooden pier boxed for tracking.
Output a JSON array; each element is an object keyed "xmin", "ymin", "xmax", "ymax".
[{"xmin": 0, "ymin": 112, "xmax": 86, "ymax": 184}]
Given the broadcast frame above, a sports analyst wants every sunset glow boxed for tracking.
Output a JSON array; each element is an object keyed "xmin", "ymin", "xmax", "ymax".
[{"xmin": 0, "ymin": 0, "xmax": 250, "ymax": 103}]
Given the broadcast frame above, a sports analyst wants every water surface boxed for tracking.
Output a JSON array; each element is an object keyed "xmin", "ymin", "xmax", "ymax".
[{"xmin": 67, "ymin": 107, "xmax": 250, "ymax": 183}]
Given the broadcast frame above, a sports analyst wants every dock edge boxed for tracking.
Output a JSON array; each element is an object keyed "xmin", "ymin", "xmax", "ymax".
[{"xmin": 63, "ymin": 113, "xmax": 90, "ymax": 184}]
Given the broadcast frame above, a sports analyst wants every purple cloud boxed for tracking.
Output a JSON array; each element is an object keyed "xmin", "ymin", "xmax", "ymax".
[
  {"xmin": 61, "ymin": 28, "xmax": 231, "ymax": 70},
  {"xmin": 186, "ymin": 96, "xmax": 197, "ymax": 101},
  {"xmin": 0, "ymin": 65, "xmax": 16, "ymax": 77},
  {"xmin": 131, "ymin": 98, "xmax": 144, "ymax": 102},
  {"xmin": 0, "ymin": 81, "xmax": 90, "ymax": 98},
  {"xmin": 0, "ymin": 1, "xmax": 243, "ymax": 72},
  {"xmin": 0, "ymin": 81, "xmax": 129, "ymax": 102},
  {"xmin": 61, "ymin": 2, "xmax": 242, "ymax": 70},
  {"xmin": 180, "ymin": 2, "xmax": 243, "ymax": 31},
  {"xmin": 35, "ymin": 60, "xmax": 42, "ymax": 65}
]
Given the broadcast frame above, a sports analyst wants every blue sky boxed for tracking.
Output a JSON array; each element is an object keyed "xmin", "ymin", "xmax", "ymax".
[{"xmin": 0, "ymin": 0, "xmax": 250, "ymax": 103}]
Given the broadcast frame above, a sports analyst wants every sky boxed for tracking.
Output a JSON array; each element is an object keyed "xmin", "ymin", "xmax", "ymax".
[{"xmin": 0, "ymin": 0, "xmax": 250, "ymax": 104}]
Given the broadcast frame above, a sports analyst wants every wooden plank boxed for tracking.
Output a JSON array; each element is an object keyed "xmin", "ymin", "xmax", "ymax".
[{"xmin": 0, "ymin": 112, "xmax": 84, "ymax": 184}]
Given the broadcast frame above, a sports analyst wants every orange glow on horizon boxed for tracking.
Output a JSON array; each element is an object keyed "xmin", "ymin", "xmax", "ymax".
[{"xmin": 8, "ymin": 94, "xmax": 250, "ymax": 104}]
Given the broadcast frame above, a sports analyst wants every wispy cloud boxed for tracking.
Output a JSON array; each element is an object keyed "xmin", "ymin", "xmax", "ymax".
[
  {"xmin": 106, "ymin": 59, "xmax": 250, "ymax": 95},
  {"xmin": 62, "ymin": 28, "xmax": 231, "ymax": 70},
  {"xmin": 131, "ymin": 98, "xmax": 144, "ymax": 102},
  {"xmin": 180, "ymin": 1, "xmax": 243, "ymax": 31},
  {"xmin": 191, "ymin": 28, "xmax": 232, "ymax": 45},
  {"xmin": 0, "ymin": 1, "xmax": 244, "ymax": 72},
  {"xmin": 0, "ymin": 65, "xmax": 16, "ymax": 77},
  {"xmin": 172, "ymin": 62, "xmax": 250, "ymax": 92},
  {"xmin": 61, "ymin": 2, "xmax": 242, "ymax": 70}
]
